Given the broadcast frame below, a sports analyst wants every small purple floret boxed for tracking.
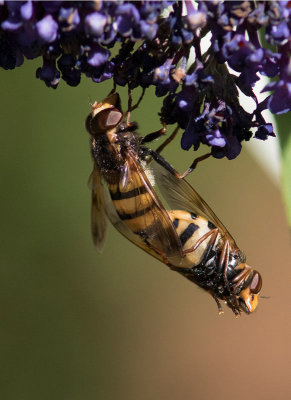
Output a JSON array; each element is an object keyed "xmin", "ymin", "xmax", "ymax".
[
  {"xmin": 36, "ymin": 15, "xmax": 58, "ymax": 43},
  {"xmin": 85, "ymin": 13, "xmax": 107, "ymax": 37},
  {"xmin": 87, "ymin": 44, "xmax": 110, "ymax": 67},
  {"xmin": 20, "ymin": 1, "xmax": 33, "ymax": 21}
]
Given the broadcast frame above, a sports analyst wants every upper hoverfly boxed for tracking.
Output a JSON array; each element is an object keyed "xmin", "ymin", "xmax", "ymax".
[{"xmin": 85, "ymin": 92, "xmax": 262, "ymax": 316}]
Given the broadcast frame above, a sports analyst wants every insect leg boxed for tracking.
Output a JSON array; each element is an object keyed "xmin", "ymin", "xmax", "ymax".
[
  {"xmin": 231, "ymin": 302, "xmax": 241, "ymax": 317},
  {"xmin": 218, "ymin": 240, "xmax": 231, "ymax": 291},
  {"xmin": 142, "ymin": 126, "xmax": 179, "ymax": 166},
  {"xmin": 142, "ymin": 147, "xmax": 211, "ymax": 180},
  {"xmin": 178, "ymin": 153, "xmax": 212, "ymax": 179},
  {"xmin": 183, "ymin": 228, "xmax": 219, "ymax": 255},
  {"xmin": 144, "ymin": 238, "xmax": 170, "ymax": 265},
  {"xmin": 211, "ymin": 293, "xmax": 224, "ymax": 315},
  {"xmin": 142, "ymin": 148, "xmax": 181, "ymax": 176},
  {"xmin": 155, "ymin": 126, "xmax": 180, "ymax": 154},
  {"xmin": 198, "ymin": 229, "xmax": 220, "ymax": 266},
  {"xmin": 141, "ymin": 123, "xmax": 167, "ymax": 144},
  {"xmin": 126, "ymin": 88, "xmax": 146, "ymax": 125},
  {"xmin": 231, "ymin": 266, "xmax": 252, "ymax": 293}
]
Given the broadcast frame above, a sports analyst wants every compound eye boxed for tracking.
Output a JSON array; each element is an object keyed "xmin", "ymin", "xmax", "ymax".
[
  {"xmin": 249, "ymin": 271, "xmax": 262, "ymax": 294},
  {"xmin": 97, "ymin": 108, "xmax": 123, "ymax": 130},
  {"xmin": 86, "ymin": 108, "xmax": 123, "ymax": 135}
]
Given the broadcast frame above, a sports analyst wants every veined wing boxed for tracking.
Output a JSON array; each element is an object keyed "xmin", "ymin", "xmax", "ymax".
[
  {"xmin": 105, "ymin": 151, "xmax": 183, "ymax": 265},
  {"xmin": 104, "ymin": 186, "xmax": 167, "ymax": 264},
  {"xmin": 88, "ymin": 163, "xmax": 107, "ymax": 253},
  {"xmin": 152, "ymin": 161, "xmax": 236, "ymax": 245}
]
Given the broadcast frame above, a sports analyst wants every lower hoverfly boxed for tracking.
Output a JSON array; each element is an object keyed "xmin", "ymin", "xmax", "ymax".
[{"xmin": 85, "ymin": 92, "xmax": 262, "ymax": 316}]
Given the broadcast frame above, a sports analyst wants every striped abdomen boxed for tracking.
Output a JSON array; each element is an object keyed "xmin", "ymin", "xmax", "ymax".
[
  {"xmin": 108, "ymin": 169, "xmax": 159, "ymax": 235},
  {"xmin": 167, "ymin": 210, "xmax": 222, "ymax": 268}
]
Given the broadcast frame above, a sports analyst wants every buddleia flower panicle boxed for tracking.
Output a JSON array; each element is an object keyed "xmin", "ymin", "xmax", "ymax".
[{"xmin": 1, "ymin": 1, "xmax": 289, "ymax": 159}]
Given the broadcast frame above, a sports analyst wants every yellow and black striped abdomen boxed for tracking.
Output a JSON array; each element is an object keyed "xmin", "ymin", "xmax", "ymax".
[
  {"xmin": 168, "ymin": 210, "xmax": 222, "ymax": 268},
  {"xmin": 108, "ymin": 171, "xmax": 157, "ymax": 234}
]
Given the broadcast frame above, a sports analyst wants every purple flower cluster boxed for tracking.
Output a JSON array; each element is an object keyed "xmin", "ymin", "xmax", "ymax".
[
  {"xmin": 0, "ymin": 1, "xmax": 173, "ymax": 87},
  {"xmin": 1, "ymin": 1, "xmax": 289, "ymax": 159}
]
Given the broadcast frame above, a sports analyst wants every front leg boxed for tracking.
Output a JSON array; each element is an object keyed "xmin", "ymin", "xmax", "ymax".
[
  {"xmin": 141, "ymin": 123, "xmax": 167, "ymax": 144},
  {"xmin": 142, "ymin": 147, "xmax": 212, "ymax": 180},
  {"xmin": 142, "ymin": 147, "xmax": 181, "ymax": 176}
]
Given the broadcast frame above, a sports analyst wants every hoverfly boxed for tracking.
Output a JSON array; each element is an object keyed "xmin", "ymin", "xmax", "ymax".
[{"xmin": 85, "ymin": 92, "xmax": 262, "ymax": 316}]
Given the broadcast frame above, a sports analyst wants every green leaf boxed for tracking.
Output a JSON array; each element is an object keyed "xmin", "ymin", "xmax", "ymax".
[{"xmin": 276, "ymin": 113, "xmax": 291, "ymax": 230}]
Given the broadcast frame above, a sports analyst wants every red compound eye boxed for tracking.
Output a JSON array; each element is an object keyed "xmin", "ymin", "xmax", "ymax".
[
  {"xmin": 86, "ymin": 107, "xmax": 123, "ymax": 135},
  {"xmin": 249, "ymin": 271, "xmax": 262, "ymax": 294},
  {"xmin": 97, "ymin": 108, "xmax": 123, "ymax": 130}
]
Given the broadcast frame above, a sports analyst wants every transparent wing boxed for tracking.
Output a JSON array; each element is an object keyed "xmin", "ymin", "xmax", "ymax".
[
  {"xmin": 88, "ymin": 163, "xmax": 107, "ymax": 253},
  {"xmin": 104, "ymin": 152, "xmax": 183, "ymax": 265},
  {"xmin": 152, "ymin": 161, "xmax": 236, "ymax": 244},
  {"xmin": 104, "ymin": 184, "xmax": 166, "ymax": 264}
]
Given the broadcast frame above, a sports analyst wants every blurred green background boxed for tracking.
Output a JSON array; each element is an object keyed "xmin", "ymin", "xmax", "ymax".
[{"xmin": 1, "ymin": 60, "xmax": 291, "ymax": 400}]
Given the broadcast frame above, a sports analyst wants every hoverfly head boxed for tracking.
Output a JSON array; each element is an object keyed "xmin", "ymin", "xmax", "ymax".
[
  {"xmin": 85, "ymin": 92, "xmax": 123, "ymax": 136},
  {"xmin": 237, "ymin": 269, "xmax": 262, "ymax": 314}
]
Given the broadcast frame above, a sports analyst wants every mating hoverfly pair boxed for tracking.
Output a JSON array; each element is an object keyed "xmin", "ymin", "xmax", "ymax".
[{"xmin": 85, "ymin": 92, "xmax": 262, "ymax": 316}]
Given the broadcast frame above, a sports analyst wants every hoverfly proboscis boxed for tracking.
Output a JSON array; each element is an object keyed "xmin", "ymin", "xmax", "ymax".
[{"xmin": 85, "ymin": 92, "xmax": 262, "ymax": 316}]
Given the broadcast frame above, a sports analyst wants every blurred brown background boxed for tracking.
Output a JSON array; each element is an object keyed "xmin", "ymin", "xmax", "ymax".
[{"xmin": 0, "ymin": 60, "xmax": 290, "ymax": 400}]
